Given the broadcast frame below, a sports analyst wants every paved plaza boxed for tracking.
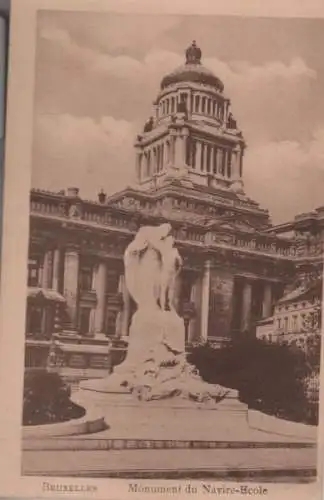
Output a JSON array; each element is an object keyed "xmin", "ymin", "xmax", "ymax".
[{"xmin": 22, "ymin": 447, "xmax": 317, "ymax": 481}]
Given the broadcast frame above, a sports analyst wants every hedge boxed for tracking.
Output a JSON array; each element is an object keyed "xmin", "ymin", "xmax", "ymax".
[
  {"xmin": 187, "ymin": 338, "xmax": 318, "ymax": 425},
  {"xmin": 23, "ymin": 369, "xmax": 85, "ymax": 426}
]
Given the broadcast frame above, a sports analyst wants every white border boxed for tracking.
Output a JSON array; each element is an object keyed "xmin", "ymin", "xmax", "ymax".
[{"xmin": 1, "ymin": 0, "xmax": 324, "ymax": 498}]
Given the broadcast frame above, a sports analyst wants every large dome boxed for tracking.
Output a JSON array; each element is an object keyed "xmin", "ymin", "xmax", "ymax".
[{"xmin": 160, "ymin": 41, "xmax": 224, "ymax": 92}]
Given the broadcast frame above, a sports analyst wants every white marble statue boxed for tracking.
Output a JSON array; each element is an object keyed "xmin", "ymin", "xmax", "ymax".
[{"xmin": 108, "ymin": 223, "xmax": 229, "ymax": 402}]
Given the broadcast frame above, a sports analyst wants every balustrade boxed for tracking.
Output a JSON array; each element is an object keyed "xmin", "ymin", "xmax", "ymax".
[{"xmin": 30, "ymin": 194, "xmax": 324, "ymax": 260}]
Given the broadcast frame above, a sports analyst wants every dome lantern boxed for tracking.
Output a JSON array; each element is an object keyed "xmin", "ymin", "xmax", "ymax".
[
  {"xmin": 160, "ymin": 40, "xmax": 224, "ymax": 92},
  {"xmin": 185, "ymin": 40, "xmax": 202, "ymax": 65}
]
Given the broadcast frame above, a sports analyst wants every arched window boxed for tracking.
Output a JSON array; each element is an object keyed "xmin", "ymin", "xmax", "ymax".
[
  {"xmin": 161, "ymin": 143, "xmax": 164, "ymax": 170},
  {"xmin": 213, "ymin": 147, "xmax": 217, "ymax": 174},
  {"xmin": 171, "ymin": 97, "xmax": 175, "ymax": 113},
  {"xmin": 227, "ymin": 151, "xmax": 232, "ymax": 177},
  {"xmin": 201, "ymin": 97, "xmax": 206, "ymax": 113},
  {"xmin": 166, "ymin": 141, "xmax": 171, "ymax": 163},
  {"xmin": 156, "ymin": 147, "xmax": 160, "ymax": 172},
  {"xmin": 220, "ymin": 149, "xmax": 226, "ymax": 176},
  {"xmin": 206, "ymin": 144, "xmax": 212, "ymax": 173},
  {"xmin": 201, "ymin": 143, "xmax": 205, "ymax": 171},
  {"xmin": 146, "ymin": 151, "xmax": 151, "ymax": 176},
  {"xmin": 191, "ymin": 140, "xmax": 197, "ymax": 169},
  {"xmin": 195, "ymin": 95, "xmax": 200, "ymax": 112}
]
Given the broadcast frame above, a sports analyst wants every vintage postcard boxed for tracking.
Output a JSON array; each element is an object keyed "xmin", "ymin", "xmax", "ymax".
[{"xmin": 0, "ymin": 0, "xmax": 324, "ymax": 499}]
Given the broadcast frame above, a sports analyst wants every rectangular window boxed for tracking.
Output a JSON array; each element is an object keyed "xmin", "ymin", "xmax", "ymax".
[
  {"xmin": 28, "ymin": 258, "xmax": 40, "ymax": 287},
  {"xmin": 284, "ymin": 317, "xmax": 288, "ymax": 332},
  {"xmin": 106, "ymin": 271, "xmax": 120, "ymax": 294},
  {"xmin": 79, "ymin": 307, "xmax": 91, "ymax": 335},
  {"xmin": 105, "ymin": 309, "xmax": 118, "ymax": 337},
  {"xmin": 195, "ymin": 95, "xmax": 200, "ymax": 112},
  {"xmin": 26, "ymin": 305, "xmax": 43, "ymax": 336},
  {"xmin": 79, "ymin": 266, "xmax": 94, "ymax": 291},
  {"xmin": 201, "ymin": 97, "xmax": 206, "ymax": 113},
  {"xmin": 206, "ymin": 145, "xmax": 212, "ymax": 173}
]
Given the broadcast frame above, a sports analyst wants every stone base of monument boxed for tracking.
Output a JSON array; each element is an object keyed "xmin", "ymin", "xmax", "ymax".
[
  {"xmin": 58, "ymin": 380, "xmax": 316, "ymax": 447},
  {"xmin": 71, "ymin": 385, "xmax": 249, "ymax": 442}
]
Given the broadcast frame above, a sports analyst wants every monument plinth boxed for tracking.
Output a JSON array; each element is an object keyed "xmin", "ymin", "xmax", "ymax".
[{"xmin": 80, "ymin": 223, "xmax": 232, "ymax": 404}]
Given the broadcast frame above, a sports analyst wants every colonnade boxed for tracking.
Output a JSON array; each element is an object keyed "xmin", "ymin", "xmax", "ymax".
[
  {"xmin": 186, "ymin": 139, "xmax": 242, "ymax": 179},
  {"xmin": 136, "ymin": 135, "xmax": 243, "ymax": 182},
  {"xmin": 158, "ymin": 90, "xmax": 228, "ymax": 122},
  {"xmin": 136, "ymin": 139, "xmax": 171, "ymax": 180},
  {"xmin": 35, "ymin": 247, "xmax": 131, "ymax": 338},
  {"xmin": 35, "ymin": 248, "xmax": 275, "ymax": 342}
]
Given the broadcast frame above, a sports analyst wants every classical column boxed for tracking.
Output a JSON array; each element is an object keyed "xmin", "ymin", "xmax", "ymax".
[
  {"xmin": 41, "ymin": 250, "xmax": 53, "ymax": 289},
  {"xmin": 241, "ymin": 280, "xmax": 252, "ymax": 332},
  {"xmin": 231, "ymin": 147, "xmax": 241, "ymax": 180},
  {"xmin": 201, "ymin": 260, "xmax": 211, "ymax": 341},
  {"xmin": 63, "ymin": 249, "xmax": 80, "ymax": 331},
  {"xmin": 262, "ymin": 283, "xmax": 272, "ymax": 318},
  {"xmin": 93, "ymin": 261, "xmax": 107, "ymax": 334},
  {"xmin": 52, "ymin": 248, "xmax": 61, "ymax": 292}
]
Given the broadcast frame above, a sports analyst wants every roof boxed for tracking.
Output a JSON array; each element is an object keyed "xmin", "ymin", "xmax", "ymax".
[
  {"xmin": 27, "ymin": 287, "xmax": 66, "ymax": 303},
  {"xmin": 160, "ymin": 41, "xmax": 224, "ymax": 92},
  {"xmin": 161, "ymin": 64, "xmax": 224, "ymax": 92},
  {"xmin": 278, "ymin": 278, "xmax": 322, "ymax": 305}
]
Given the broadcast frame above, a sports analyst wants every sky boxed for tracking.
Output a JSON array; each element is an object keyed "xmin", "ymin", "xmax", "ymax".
[{"xmin": 32, "ymin": 11, "xmax": 324, "ymax": 224}]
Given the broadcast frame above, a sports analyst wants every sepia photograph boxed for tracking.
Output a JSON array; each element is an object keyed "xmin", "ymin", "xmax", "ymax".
[{"xmin": 1, "ymin": 1, "xmax": 324, "ymax": 497}]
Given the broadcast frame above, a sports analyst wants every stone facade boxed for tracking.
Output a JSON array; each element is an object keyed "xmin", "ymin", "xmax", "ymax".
[
  {"xmin": 26, "ymin": 42, "xmax": 323, "ymax": 349},
  {"xmin": 256, "ymin": 277, "xmax": 322, "ymax": 346}
]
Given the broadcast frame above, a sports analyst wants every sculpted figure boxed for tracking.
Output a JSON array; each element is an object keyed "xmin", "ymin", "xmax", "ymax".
[{"xmin": 107, "ymin": 223, "xmax": 229, "ymax": 403}]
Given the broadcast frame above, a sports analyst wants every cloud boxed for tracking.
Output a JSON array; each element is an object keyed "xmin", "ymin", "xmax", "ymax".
[
  {"xmin": 32, "ymin": 114, "xmax": 136, "ymax": 197},
  {"xmin": 33, "ymin": 24, "xmax": 322, "ymax": 223},
  {"xmin": 36, "ymin": 26, "xmax": 317, "ymax": 144},
  {"xmin": 244, "ymin": 129, "xmax": 324, "ymax": 223}
]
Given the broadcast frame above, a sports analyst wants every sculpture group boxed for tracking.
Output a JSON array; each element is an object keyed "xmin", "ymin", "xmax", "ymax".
[{"xmin": 109, "ymin": 223, "xmax": 229, "ymax": 403}]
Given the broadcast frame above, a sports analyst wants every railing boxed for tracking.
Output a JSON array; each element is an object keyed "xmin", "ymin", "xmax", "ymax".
[{"xmin": 30, "ymin": 191, "xmax": 324, "ymax": 260}]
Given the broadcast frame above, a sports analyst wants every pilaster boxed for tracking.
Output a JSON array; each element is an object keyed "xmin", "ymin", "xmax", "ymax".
[
  {"xmin": 188, "ymin": 274, "xmax": 202, "ymax": 342},
  {"xmin": 241, "ymin": 280, "xmax": 253, "ymax": 333},
  {"xmin": 52, "ymin": 248, "xmax": 61, "ymax": 292},
  {"xmin": 200, "ymin": 260, "xmax": 211, "ymax": 341},
  {"xmin": 63, "ymin": 248, "xmax": 80, "ymax": 331},
  {"xmin": 262, "ymin": 282, "xmax": 273, "ymax": 318},
  {"xmin": 93, "ymin": 261, "xmax": 107, "ymax": 333}
]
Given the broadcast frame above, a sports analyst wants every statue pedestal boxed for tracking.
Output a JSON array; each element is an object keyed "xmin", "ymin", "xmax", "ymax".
[{"xmin": 72, "ymin": 386, "xmax": 250, "ymax": 442}]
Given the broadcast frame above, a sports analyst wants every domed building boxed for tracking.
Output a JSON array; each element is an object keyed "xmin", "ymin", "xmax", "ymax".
[
  {"xmin": 107, "ymin": 41, "xmax": 271, "ymax": 231},
  {"xmin": 136, "ymin": 42, "xmax": 247, "ymax": 193},
  {"xmin": 26, "ymin": 42, "xmax": 323, "ymax": 373}
]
